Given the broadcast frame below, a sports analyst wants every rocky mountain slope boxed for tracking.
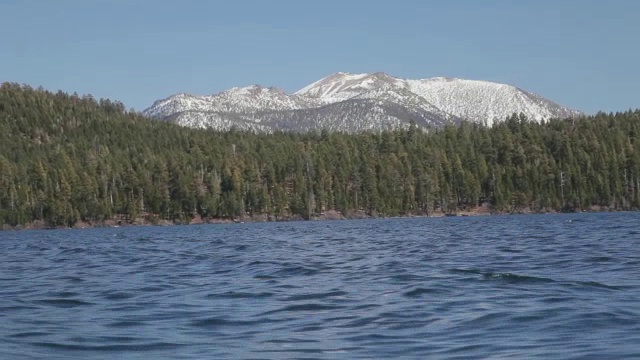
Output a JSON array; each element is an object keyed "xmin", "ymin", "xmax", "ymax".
[{"xmin": 143, "ymin": 72, "xmax": 583, "ymax": 132}]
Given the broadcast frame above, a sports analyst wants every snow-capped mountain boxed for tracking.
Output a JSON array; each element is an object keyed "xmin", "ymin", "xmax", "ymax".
[
  {"xmin": 400, "ymin": 77, "xmax": 579, "ymax": 125},
  {"xmin": 143, "ymin": 72, "xmax": 583, "ymax": 133},
  {"xmin": 145, "ymin": 85, "xmax": 319, "ymax": 117}
]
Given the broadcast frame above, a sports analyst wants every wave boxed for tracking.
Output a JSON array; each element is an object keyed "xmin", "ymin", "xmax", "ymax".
[
  {"xmin": 260, "ymin": 303, "xmax": 343, "ymax": 315},
  {"xmin": 30, "ymin": 341, "xmax": 182, "ymax": 352},
  {"xmin": 449, "ymin": 268, "xmax": 556, "ymax": 284},
  {"xmin": 206, "ymin": 291, "xmax": 274, "ymax": 299},
  {"xmin": 283, "ymin": 290, "xmax": 347, "ymax": 302},
  {"xmin": 449, "ymin": 268, "xmax": 626, "ymax": 291},
  {"xmin": 403, "ymin": 287, "xmax": 440, "ymax": 297},
  {"xmin": 35, "ymin": 298, "xmax": 94, "ymax": 308},
  {"xmin": 572, "ymin": 280, "xmax": 625, "ymax": 291},
  {"xmin": 189, "ymin": 317, "xmax": 266, "ymax": 328}
]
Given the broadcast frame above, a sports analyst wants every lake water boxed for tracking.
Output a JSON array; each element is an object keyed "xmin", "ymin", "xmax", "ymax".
[{"xmin": 1, "ymin": 213, "xmax": 639, "ymax": 359}]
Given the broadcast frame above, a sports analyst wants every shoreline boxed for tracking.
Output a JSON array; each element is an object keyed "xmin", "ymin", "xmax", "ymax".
[{"xmin": 1, "ymin": 205, "xmax": 627, "ymax": 231}]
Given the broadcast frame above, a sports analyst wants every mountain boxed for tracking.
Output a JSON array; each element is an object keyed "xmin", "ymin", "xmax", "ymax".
[{"xmin": 143, "ymin": 72, "xmax": 583, "ymax": 132}]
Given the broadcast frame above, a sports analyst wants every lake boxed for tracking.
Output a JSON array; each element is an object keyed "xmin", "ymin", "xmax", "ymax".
[{"xmin": 1, "ymin": 212, "xmax": 639, "ymax": 359}]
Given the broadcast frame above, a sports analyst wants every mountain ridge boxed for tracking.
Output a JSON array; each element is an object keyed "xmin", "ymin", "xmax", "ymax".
[{"xmin": 143, "ymin": 72, "xmax": 584, "ymax": 132}]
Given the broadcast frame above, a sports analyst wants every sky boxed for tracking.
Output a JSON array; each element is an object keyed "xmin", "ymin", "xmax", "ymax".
[{"xmin": 1, "ymin": 0, "xmax": 638, "ymax": 114}]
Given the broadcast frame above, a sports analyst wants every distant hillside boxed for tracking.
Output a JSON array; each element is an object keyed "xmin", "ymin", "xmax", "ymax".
[{"xmin": 1, "ymin": 83, "xmax": 638, "ymax": 229}]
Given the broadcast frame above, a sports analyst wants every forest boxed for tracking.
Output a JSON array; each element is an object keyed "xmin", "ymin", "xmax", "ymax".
[{"xmin": 1, "ymin": 82, "xmax": 639, "ymax": 228}]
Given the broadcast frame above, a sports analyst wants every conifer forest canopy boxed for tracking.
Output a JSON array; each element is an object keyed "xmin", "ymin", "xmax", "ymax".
[{"xmin": 1, "ymin": 83, "xmax": 639, "ymax": 227}]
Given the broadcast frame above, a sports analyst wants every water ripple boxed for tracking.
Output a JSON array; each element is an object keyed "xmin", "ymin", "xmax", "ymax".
[
  {"xmin": 31, "ymin": 341, "xmax": 183, "ymax": 352},
  {"xmin": 1, "ymin": 212, "xmax": 639, "ymax": 358}
]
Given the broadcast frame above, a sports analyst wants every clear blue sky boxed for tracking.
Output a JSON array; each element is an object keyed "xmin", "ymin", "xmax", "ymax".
[{"xmin": 1, "ymin": 0, "xmax": 638, "ymax": 114}]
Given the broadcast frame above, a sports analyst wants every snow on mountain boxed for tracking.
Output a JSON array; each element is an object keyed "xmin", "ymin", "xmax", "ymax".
[
  {"xmin": 244, "ymin": 96, "xmax": 459, "ymax": 133},
  {"xmin": 294, "ymin": 72, "xmax": 404, "ymax": 103},
  {"xmin": 402, "ymin": 77, "xmax": 582, "ymax": 126},
  {"xmin": 351, "ymin": 85, "xmax": 458, "ymax": 123},
  {"xmin": 143, "ymin": 72, "xmax": 583, "ymax": 133},
  {"xmin": 165, "ymin": 111, "xmax": 274, "ymax": 133},
  {"xmin": 144, "ymin": 85, "xmax": 319, "ymax": 119}
]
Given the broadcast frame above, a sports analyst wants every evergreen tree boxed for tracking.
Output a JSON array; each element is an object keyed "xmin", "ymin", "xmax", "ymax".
[{"xmin": 1, "ymin": 83, "xmax": 639, "ymax": 228}]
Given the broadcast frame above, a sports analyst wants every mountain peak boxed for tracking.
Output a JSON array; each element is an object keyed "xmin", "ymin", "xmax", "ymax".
[
  {"xmin": 225, "ymin": 85, "xmax": 286, "ymax": 96},
  {"xmin": 144, "ymin": 72, "xmax": 583, "ymax": 132},
  {"xmin": 294, "ymin": 71, "xmax": 401, "ymax": 102},
  {"xmin": 368, "ymin": 71, "xmax": 391, "ymax": 78}
]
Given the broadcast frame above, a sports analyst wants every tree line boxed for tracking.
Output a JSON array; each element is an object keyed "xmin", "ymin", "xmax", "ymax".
[{"xmin": 1, "ymin": 82, "xmax": 639, "ymax": 227}]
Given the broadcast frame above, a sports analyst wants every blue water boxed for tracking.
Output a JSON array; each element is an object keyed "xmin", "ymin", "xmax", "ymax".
[{"xmin": 1, "ymin": 212, "xmax": 639, "ymax": 359}]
